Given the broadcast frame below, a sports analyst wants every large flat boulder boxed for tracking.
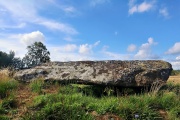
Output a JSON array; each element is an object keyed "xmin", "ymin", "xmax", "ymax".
[{"xmin": 14, "ymin": 60, "xmax": 172, "ymax": 87}]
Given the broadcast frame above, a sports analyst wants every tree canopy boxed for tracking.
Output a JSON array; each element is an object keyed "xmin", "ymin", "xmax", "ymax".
[
  {"xmin": 0, "ymin": 51, "xmax": 15, "ymax": 68},
  {"xmin": 23, "ymin": 42, "xmax": 50, "ymax": 68},
  {"xmin": 0, "ymin": 42, "xmax": 50, "ymax": 69}
]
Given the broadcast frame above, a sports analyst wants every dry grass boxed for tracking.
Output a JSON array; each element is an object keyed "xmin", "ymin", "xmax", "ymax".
[
  {"xmin": 168, "ymin": 75, "xmax": 180, "ymax": 84},
  {"xmin": 0, "ymin": 69, "xmax": 11, "ymax": 82}
]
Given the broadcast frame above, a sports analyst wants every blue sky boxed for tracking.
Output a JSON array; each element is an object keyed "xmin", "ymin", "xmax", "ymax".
[{"xmin": 0, "ymin": 0, "xmax": 180, "ymax": 69}]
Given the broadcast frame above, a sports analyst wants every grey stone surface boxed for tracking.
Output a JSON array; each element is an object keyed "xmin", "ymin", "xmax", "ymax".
[{"xmin": 13, "ymin": 60, "xmax": 172, "ymax": 86}]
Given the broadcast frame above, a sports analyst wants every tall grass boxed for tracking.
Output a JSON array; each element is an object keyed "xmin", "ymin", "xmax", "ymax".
[
  {"xmin": 23, "ymin": 83, "xmax": 180, "ymax": 120},
  {"xmin": 29, "ymin": 78, "xmax": 44, "ymax": 94},
  {"xmin": 0, "ymin": 72, "xmax": 18, "ymax": 98},
  {"xmin": 0, "ymin": 74, "xmax": 179, "ymax": 120}
]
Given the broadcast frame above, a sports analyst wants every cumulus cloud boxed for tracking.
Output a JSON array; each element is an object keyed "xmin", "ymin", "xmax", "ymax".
[
  {"xmin": 166, "ymin": 42, "xmax": 180, "ymax": 55},
  {"xmin": 0, "ymin": 38, "xmax": 26, "ymax": 58},
  {"xmin": 0, "ymin": 31, "xmax": 101, "ymax": 62},
  {"xmin": 48, "ymin": 42, "xmax": 101, "ymax": 61},
  {"xmin": 79, "ymin": 44, "xmax": 93, "ymax": 55},
  {"xmin": 78, "ymin": 41, "xmax": 100, "ymax": 55},
  {"xmin": 20, "ymin": 31, "xmax": 45, "ymax": 46},
  {"xmin": 0, "ymin": 31, "xmax": 45, "ymax": 57},
  {"xmin": 127, "ymin": 44, "xmax": 137, "ymax": 52},
  {"xmin": 128, "ymin": 0, "xmax": 154, "ymax": 15},
  {"xmin": 159, "ymin": 7, "xmax": 169, "ymax": 18},
  {"xmin": 134, "ymin": 37, "xmax": 159, "ymax": 59}
]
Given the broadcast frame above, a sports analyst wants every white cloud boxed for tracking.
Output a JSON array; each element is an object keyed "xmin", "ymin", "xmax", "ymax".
[
  {"xmin": 0, "ymin": 23, "xmax": 26, "ymax": 29},
  {"xmin": 78, "ymin": 41, "xmax": 100, "ymax": 55},
  {"xmin": 0, "ymin": 0, "xmax": 36, "ymax": 20},
  {"xmin": 90, "ymin": 0, "xmax": 110, "ymax": 6},
  {"xmin": 48, "ymin": 42, "xmax": 100, "ymax": 61},
  {"xmin": 171, "ymin": 61, "xmax": 180, "ymax": 70},
  {"xmin": 0, "ymin": 34, "xmax": 27, "ymax": 58},
  {"xmin": 0, "ymin": 1, "xmax": 78, "ymax": 35},
  {"xmin": 134, "ymin": 37, "xmax": 159, "ymax": 59},
  {"xmin": 0, "ymin": 31, "xmax": 100, "ymax": 62},
  {"xmin": 63, "ymin": 44, "xmax": 78, "ymax": 52},
  {"xmin": 176, "ymin": 56, "xmax": 180, "ymax": 61},
  {"xmin": 159, "ymin": 7, "xmax": 169, "ymax": 18},
  {"xmin": 49, "ymin": 51, "xmax": 94, "ymax": 62},
  {"xmin": 128, "ymin": 0, "xmax": 154, "ymax": 15},
  {"xmin": 63, "ymin": 6, "xmax": 76, "ymax": 13},
  {"xmin": 64, "ymin": 36, "xmax": 73, "ymax": 41},
  {"xmin": 20, "ymin": 31, "xmax": 45, "ymax": 46},
  {"xmin": 0, "ymin": 31, "xmax": 45, "ymax": 57},
  {"xmin": 101, "ymin": 46, "xmax": 131, "ymax": 60},
  {"xmin": 38, "ymin": 20, "xmax": 78, "ymax": 35},
  {"xmin": 166, "ymin": 42, "xmax": 180, "ymax": 55},
  {"xmin": 52, "ymin": 44, "xmax": 78, "ymax": 52},
  {"xmin": 127, "ymin": 44, "xmax": 137, "ymax": 52},
  {"xmin": 94, "ymin": 41, "xmax": 100, "ymax": 46},
  {"xmin": 79, "ymin": 44, "xmax": 93, "ymax": 55}
]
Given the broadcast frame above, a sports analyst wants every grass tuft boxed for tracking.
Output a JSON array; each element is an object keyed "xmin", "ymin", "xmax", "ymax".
[
  {"xmin": 29, "ymin": 77, "xmax": 44, "ymax": 94},
  {"xmin": 0, "ymin": 72, "xmax": 18, "ymax": 98}
]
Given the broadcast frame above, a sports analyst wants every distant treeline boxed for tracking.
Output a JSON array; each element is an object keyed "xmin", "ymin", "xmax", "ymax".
[
  {"xmin": 0, "ymin": 42, "xmax": 50, "ymax": 70},
  {"xmin": 171, "ymin": 70, "xmax": 180, "ymax": 76},
  {"xmin": 0, "ymin": 51, "xmax": 16, "ymax": 68}
]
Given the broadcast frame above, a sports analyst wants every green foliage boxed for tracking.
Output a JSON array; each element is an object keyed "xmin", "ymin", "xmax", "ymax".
[
  {"xmin": 0, "ymin": 115, "xmax": 9, "ymax": 120},
  {"xmin": 0, "ymin": 50, "xmax": 24, "ymax": 69},
  {"xmin": 0, "ymin": 92, "xmax": 16, "ymax": 120},
  {"xmin": 29, "ymin": 78, "xmax": 44, "ymax": 94},
  {"xmin": 171, "ymin": 70, "xmax": 180, "ymax": 76},
  {"xmin": 0, "ymin": 78, "xmax": 18, "ymax": 98},
  {"xmin": 23, "ymin": 42, "xmax": 50, "ymax": 68},
  {"xmin": 167, "ymin": 107, "xmax": 180, "ymax": 120},
  {"xmin": 157, "ymin": 92, "xmax": 179, "ymax": 110},
  {"xmin": 0, "ymin": 79, "xmax": 179, "ymax": 120},
  {"xmin": 0, "ymin": 51, "xmax": 15, "ymax": 68},
  {"xmin": 12, "ymin": 57, "xmax": 24, "ymax": 70},
  {"xmin": 24, "ymin": 84, "xmax": 180, "ymax": 120},
  {"xmin": 0, "ymin": 105, "xmax": 8, "ymax": 115},
  {"xmin": 1, "ymin": 96, "xmax": 17, "ymax": 109}
]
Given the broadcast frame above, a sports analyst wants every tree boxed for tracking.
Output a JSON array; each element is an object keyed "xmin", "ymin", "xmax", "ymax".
[
  {"xmin": 12, "ymin": 57, "xmax": 24, "ymax": 70},
  {"xmin": 0, "ymin": 50, "xmax": 15, "ymax": 68},
  {"xmin": 23, "ymin": 42, "xmax": 50, "ymax": 68}
]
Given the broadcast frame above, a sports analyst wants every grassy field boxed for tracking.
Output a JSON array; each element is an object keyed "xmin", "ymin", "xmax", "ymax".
[
  {"xmin": 168, "ymin": 75, "xmax": 180, "ymax": 84},
  {"xmin": 0, "ymin": 71, "xmax": 179, "ymax": 120}
]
